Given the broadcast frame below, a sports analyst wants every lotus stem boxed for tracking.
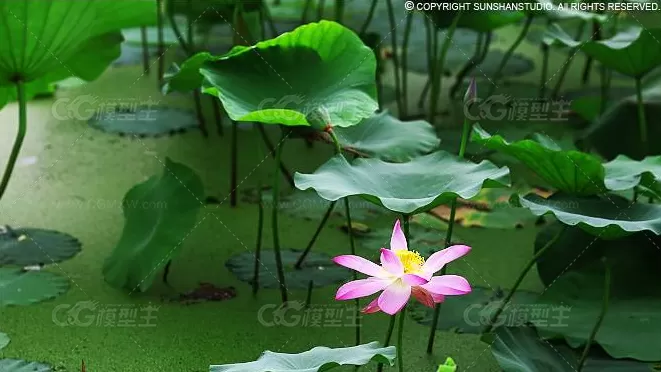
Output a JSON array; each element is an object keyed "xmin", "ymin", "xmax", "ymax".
[
  {"xmin": 343, "ymin": 196, "xmax": 361, "ymax": 346},
  {"xmin": 252, "ymin": 183, "xmax": 264, "ymax": 296},
  {"xmin": 211, "ymin": 97, "xmax": 224, "ymax": 136},
  {"xmin": 482, "ymin": 225, "xmax": 566, "ymax": 335},
  {"xmin": 157, "ymin": 0, "xmax": 164, "ymax": 84},
  {"xmin": 488, "ymin": 15, "xmax": 534, "ymax": 97},
  {"xmin": 260, "ymin": 2, "xmax": 278, "ymax": 37},
  {"xmin": 429, "ymin": 11, "xmax": 463, "ymax": 126},
  {"xmin": 300, "ymin": 0, "xmax": 312, "ymax": 24},
  {"xmin": 377, "ymin": 316, "xmax": 397, "ymax": 372},
  {"xmin": 427, "ymin": 107, "xmax": 473, "ymax": 354},
  {"xmin": 272, "ymin": 131, "xmax": 289, "ymax": 304},
  {"xmin": 0, "ymin": 81, "xmax": 27, "ymax": 202},
  {"xmin": 256, "ymin": 124, "xmax": 295, "ymax": 188},
  {"xmin": 192, "ymin": 90, "xmax": 208, "ymax": 137},
  {"xmin": 418, "ymin": 16, "xmax": 434, "ymax": 109},
  {"xmin": 186, "ymin": 0, "xmax": 194, "ymax": 49},
  {"xmin": 162, "ymin": 260, "xmax": 172, "ymax": 285},
  {"xmin": 397, "ymin": 305, "xmax": 407, "ymax": 372},
  {"xmin": 335, "ymin": 0, "xmax": 344, "ymax": 23},
  {"xmin": 294, "ymin": 200, "xmax": 337, "ymax": 269},
  {"xmin": 550, "ymin": 22, "xmax": 586, "ymax": 99},
  {"xmin": 385, "ymin": 0, "xmax": 402, "ymax": 115},
  {"xmin": 450, "ymin": 32, "xmax": 490, "ymax": 100},
  {"xmin": 230, "ymin": 121, "xmax": 238, "ymax": 207},
  {"xmin": 359, "ymin": 0, "xmax": 378, "ymax": 36},
  {"xmin": 401, "ymin": 11, "xmax": 414, "ymax": 117},
  {"xmin": 166, "ymin": 0, "xmax": 192, "ymax": 54},
  {"xmin": 581, "ymin": 18, "xmax": 602, "ymax": 86},
  {"xmin": 140, "ymin": 26, "xmax": 150, "ymax": 75},
  {"xmin": 635, "ymin": 77, "xmax": 648, "ymax": 156},
  {"xmin": 317, "ymin": 0, "xmax": 325, "ymax": 20},
  {"xmin": 577, "ymin": 258, "xmax": 611, "ymax": 371}
]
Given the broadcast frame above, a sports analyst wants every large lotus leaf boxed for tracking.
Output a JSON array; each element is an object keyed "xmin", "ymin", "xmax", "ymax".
[
  {"xmin": 490, "ymin": 327, "xmax": 577, "ymax": 371},
  {"xmin": 491, "ymin": 327, "xmax": 657, "ymax": 371},
  {"xmin": 583, "ymin": 75, "xmax": 661, "ymax": 159},
  {"xmin": 0, "ymin": 1, "xmax": 156, "ymax": 84},
  {"xmin": 103, "ymin": 158, "xmax": 204, "ymax": 292},
  {"xmin": 198, "ymin": 21, "xmax": 377, "ymax": 127},
  {"xmin": 209, "ymin": 342, "xmax": 395, "ymax": 371},
  {"xmin": 544, "ymin": 24, "xmax": 661, "ymax": 78},
  {"xmin": 0, "ymin": 228, "xmax": 81, "ymax": 266},
  {"xmin": 333, "ymin": 111, "xmax": 439, "ymax": 161},
  {"xmin": 426, "ymin": 7, "xmax": 525, "ymax": 32},
  {"xmin": 535, "ymin": 222, "xmax": 661, "ymax": 291},
  {"xmin": 604, "ymin": 155, "xmax": 661, "ymax": 196},
  {"xmin": 471, "ymin": 124, "xmax": 606, "ymax": 195},
  {"xmin": 294, "ymin": 151, "xmax": 511, "ymax": 214},
  {"xmin": 410, "ymin": 286, "xmax": 539, "ymax": 334},
  {"xmin": 0, "ymin": 268, "xmax": 69, "ymax": 306},
  {"xmin": 0, "ymin": 333, "xmax": 8, "ymax": 350},
  {"xmin": 0, "ymin": 360, "xmax": 52, "ymax": 372},
  {"xmin": 512, "ymin": 192, "xmax": 661, "ymax": 239},
  {"xmin": 536, "ymin": 257, "xmax": 661, "ymax": 361}
]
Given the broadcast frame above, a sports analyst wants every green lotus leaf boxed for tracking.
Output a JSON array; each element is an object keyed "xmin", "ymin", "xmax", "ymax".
[
  {"xmin": 0, "ymin": 333, "xmax": 8, "ymax": 351},
  {"xmin": 0, "ymin": 228, "xmax": 81, "ymax": 266},
  {"xmin": 544, "ymin": 24, "xmax": 661, "ymax": 78},
  {"xmin": 333, "ymin": 111, "xmax": 440, "ymax": 161},
  {"xmin": 0, "ymin": 359, "xmax": 52, "ymax": 372},
  {"xmin": 209, "ymin": 342, "xmax": 395, "ymax": 371},
  {"xmin": 537, "ymin": 254, "xmax": 661, "ymax": 361},
  {"xmin": 0, "ymin": 268, "xmax": 69, "ymax": 306},
  {"xmin": 171, "ymin": 21, "xmax": 377, "ymax": 127},
  {"xmin": 603, "ymin": 155, "xmax": 661, "ymax": 196},
  {"xmin": 512, "ymin": 192, "xmax": 661, "ymax": 239},
  {"xmin": 0, "ymin": 1, "xmax": 156, "ymax": 84},
  {"xmin": 103, "ymin": 158, "xmax": 204, "ymax": 292},
  {"xmin": 294, "ymin": 151, "xmax": 511, "ymax": 214},
  {"xmin": 471, "ymin": 124, "xmax": 606, "ymax": 195}
]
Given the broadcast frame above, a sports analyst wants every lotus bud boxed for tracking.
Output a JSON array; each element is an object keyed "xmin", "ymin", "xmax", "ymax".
[
  {"xmin": 464, "ymin": 77, "xmax": 477, "ymax": 105},
  {"xmin": 306, "ymin": 105, "xmax": 333, "ymax": 132}
]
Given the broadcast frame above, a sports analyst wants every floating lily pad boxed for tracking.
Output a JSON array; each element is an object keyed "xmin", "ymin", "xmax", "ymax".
[
  {"xmin": 103, "ymin": 158, "xmax": 205, "ymax": 292},
  {"xmin": 0, "ymin": 227, "xmax": 81, "ymax": 266},
  {"xmin": 0, "ymin": 359, "xmax": 52, "ymax": 372},
  {"xmin": 0, "ymin": 333, "xmax": 8, "ymax": 350},
  {"xmin": 225, "ymin": 250, "xmax": 349, "ymax": 289},
  {"xmin": 0, "ymin": 268, "xmax": 69, "ymax": 306},
  {"xmin": 544, "ymin": 25, "xmax": 661, "ymax": 78},
  {"xmin": 333, "ymin": 111, "xmax": 439, "ymax": 161},
  {"xmin": 409, "ymin": 286, "xmax": 539, "ymax": 334},
  {"xmin": 512, "ymin": 192, "xmax": 661, "ymax": 239},
  {"xmin": 240, "ymin": 189, "xmax": 388, "ymax": 221},
  {"xmin": 295, "ymin": 151, "xmax": 511, "ymax": 214},
  {"xmin": 89, "ymin": 106, "xmax": 198, "ymax": 136},
  {"xmin": 210, "ymin": 341, "xmax": 395, "ymax": 371},
  {"xmin": 537, "ymin": 257, "xmax": 661, "ymax": 361},
  {"xmin": 472, "ymin": 125, "xmax": 606, "ymax": 195}
]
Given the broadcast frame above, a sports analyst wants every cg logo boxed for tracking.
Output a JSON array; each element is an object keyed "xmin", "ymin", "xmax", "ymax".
[
  {"xmin": 256, "ymin": 95, "xmax": 307, "ymax": 122},
  {"xmin": 257, "ymin": 301, "xmax": 306, "ymax": 327},
  {"xmin": 51, "ymin": 95, "xmax": 99, "ymax": 121},
  {"xmin": 52, "ymin": 301, "xmax": 99, "ymax": 327},
  {"xmin": 463, "ymin": 300, "xmax": 510, "ymax": 327},
  {"xmin": 463, "ymin": 94, "xmax": 512, "ymax": 121}
]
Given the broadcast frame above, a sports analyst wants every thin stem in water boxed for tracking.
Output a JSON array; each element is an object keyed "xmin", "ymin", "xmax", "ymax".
[
  {"xmin": 334, "ymin": 0, "xmax": 344, "ymax": 23},
  {"xmin": 294, "ymin": 200, "xmax": 337, "ymax": 269},
  {"xmin": 359, "ymin": 0, "xmax": 378, "ymax": 36},
  {"xmin": 156, "ymin": 0, "xmax": 164, "ymax": 83},
  {"xmin": 272, "ymin": 131, "xmax": 289, "ymax": 303},
  {"xmin": 401, "ymin": 11, "xmax": 413, "ymax": 117},
  {"xmin": 376, "ymin": 316, "xmax": 397, "ymax": 372},
  {"xmin": 635, "ymin": 77, "xmax": 648, "ymax": 156},
  {"xmin": 397, "ymin": 306, "xmax": 406, "ymax": 372},
  {"xmin": 252, "ymin": 184, "xmax": 264, "ymax": 296},
  {"xmin": 488, "ymin": 15, "xmax": 534, "ymax": 97},
  {"xmin": 577, "ymin": 259, "xmax": 611, "ymax": 371},
  {"xmin": 0, "ymin": 81, "xmax": 27, "ymax": 202},
  {"xmin": 429, "ymin": 11, "xmax": 463, "ymax": 125},
  {"xmin": 450, "ymin": 32, "xmax": 490, "ymax": 99},
  {"xmin": 385, "ymin": 0, "xmax": 402, "ymax": 115},
  {"xmin": 482, "ymin": 225, "xmax": 567, "ymax": 335},
  {"xmin": 230, "ymin": 121, "xmax": 238, "ymax": 207},
  {"xmin": 344, "ymin": 196, "xmax": 360, "ymax": 346},
  {"xmin": 140, "ymin": 26, "xmax": 150, "ymax": 75}
]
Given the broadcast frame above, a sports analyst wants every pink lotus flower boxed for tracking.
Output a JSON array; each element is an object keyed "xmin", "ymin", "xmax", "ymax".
[{"xmin": 333, "ymin": 220, "xmax": 472, "ymax": 315}]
